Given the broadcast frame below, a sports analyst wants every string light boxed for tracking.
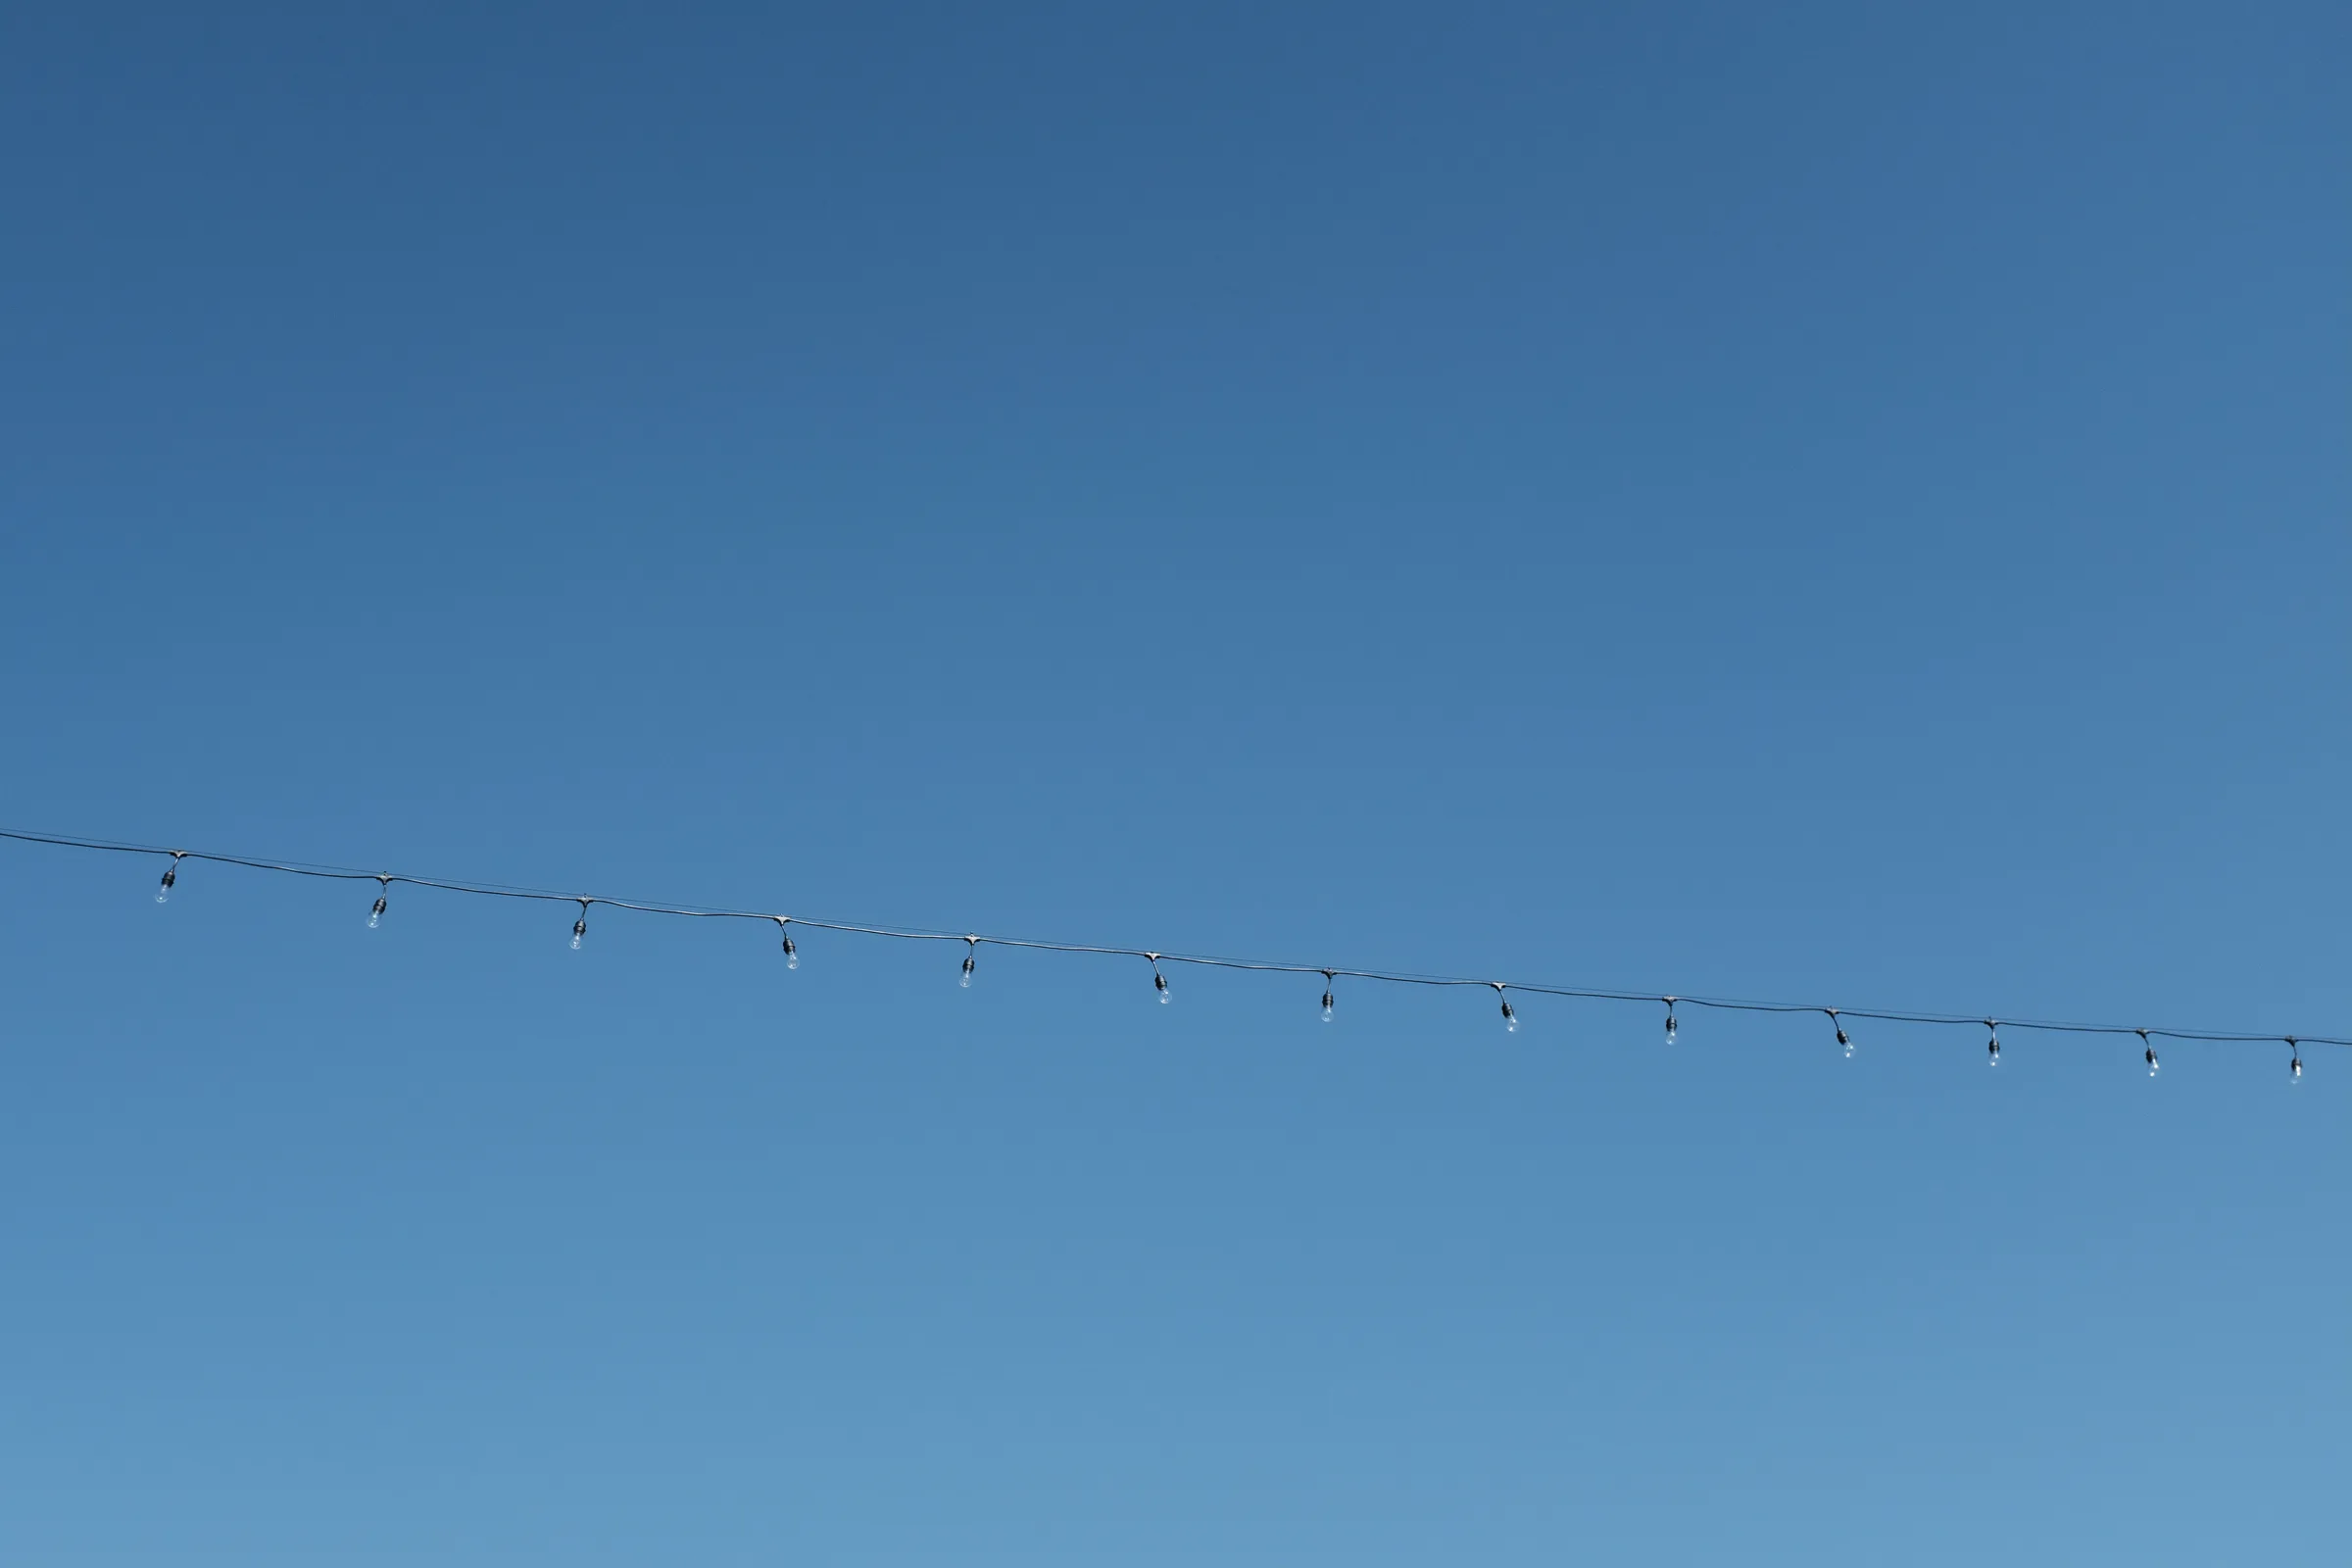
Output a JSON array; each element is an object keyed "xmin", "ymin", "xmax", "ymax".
[
  {"xmin": 1662, "ymin": 997, "xmax": 1678, "ymax": 1047},
  {"xmin": 960, "ymin": 936, "xmax": 977, "ymax": 988},
  {"xmin": 2, "ymin": 828, "xmax": 2342, "ymax": 1076}
]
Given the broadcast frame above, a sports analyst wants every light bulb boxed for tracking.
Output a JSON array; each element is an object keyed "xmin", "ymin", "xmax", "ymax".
[
  {"xmin": 368, "ymin": 895, "xmax": 386, "ymax": 930},
  {"xmin": 1663, "ymin": 1000, "xmax": 1678, "ymax": 1047},
  {"xmin": 1985, "ymin": 1021, "xmax": 2000, "ymax": 1066},
  {"xmin": 1494, "ymin": 986, "xmax": 1516, "ymax": 1032},
  {"xmin": 1155, "ymin": 971, "xmax": 1171, "ymax": 1004},
  {"xmin": 2146, "ymin": 1047, "xmax": 2160, "ymax": 1076},
  {"xmin": 156, "ymin": 856, "xmax": 180, "ymax": 904},
  {"xmin": 2290, "ymin": 1040, "xmax": 2302, "ymax": 1083},
  {"xmin": 571, "ymin": 901, "xmax": 588, "ymax": 951},
  {"xmin": 960, "ymin": 945, "xmax": 976, "ymax": 988},
  {"xmin": 1830, "ymin": 1009, "xmax": 1851, "ymax": 1058},
  {"xmin": 1321, "ymin": 992, "xmax": 1335, "ymax": 1023}
]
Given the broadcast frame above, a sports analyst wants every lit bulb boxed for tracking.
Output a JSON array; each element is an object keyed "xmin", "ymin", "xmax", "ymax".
[{"xmin": 2290, "ymin": 1040, "xmax": 2302, "ymax": 1083}]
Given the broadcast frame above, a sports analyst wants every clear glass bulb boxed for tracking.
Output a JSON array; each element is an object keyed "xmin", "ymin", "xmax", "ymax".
[
  {"xmin": 1838, "ymin": 1030, "xmax": 1853, "ymax": 1058},
  {"xmin": 1321, "ymin": 991, "xmax": 1335, "ymax": 1023},
  {"xmin": 571, "ymin": 917, "xmax": 586, "ymax": 952},
  {"xmin": 1501, "ymin": 1002, "xmax": 1517, "ymax": 1033},
  {"xmin": 1664, "ymin": 1017, "xmax": 1678, "ymax": 1047},
  {"xmin": 960, "ymin": 955, "xmax": 975, "ymax": 988},
  {"xmin": 156, "ymin": 866, "xmax": 175, "ymax": 904},
  {"xmin": 2146, "ymin": 1050, "xmax": 2159, "ymax": 1077},
  {"xmin": 368, "ymin": 895, "xmax": 386, "ymax": 930},
  {"xmin": 1988, "ymin": 1042, "xmax": 2000, "ymax": 1066}
]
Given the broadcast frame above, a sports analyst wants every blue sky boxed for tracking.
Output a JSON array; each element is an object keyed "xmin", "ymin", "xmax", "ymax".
[{"xmin": 2, "ymin": 5, "xmax": 2346, "ymax": 1562}]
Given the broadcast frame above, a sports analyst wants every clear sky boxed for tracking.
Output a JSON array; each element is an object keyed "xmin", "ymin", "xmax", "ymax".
[{"xmin": 2, "ymin": 4, "xmax": 2345, "ymax": 1562}]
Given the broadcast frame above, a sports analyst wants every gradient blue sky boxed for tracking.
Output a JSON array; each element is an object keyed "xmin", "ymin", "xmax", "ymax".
[{"xmin": 2, "ymin": 5, "xmax": 2346, "ymax": 1563}]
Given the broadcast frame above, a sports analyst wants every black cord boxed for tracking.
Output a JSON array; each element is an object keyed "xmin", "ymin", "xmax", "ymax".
[{"xmin": 2, "ymin": 825, "xmax": 2339, "ymax": 1049}]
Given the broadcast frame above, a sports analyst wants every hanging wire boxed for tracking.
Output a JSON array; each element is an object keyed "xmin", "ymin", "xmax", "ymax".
[{"xmin": 5, "ymin": 825, "xmax": 2342, "ymax": 1052}]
